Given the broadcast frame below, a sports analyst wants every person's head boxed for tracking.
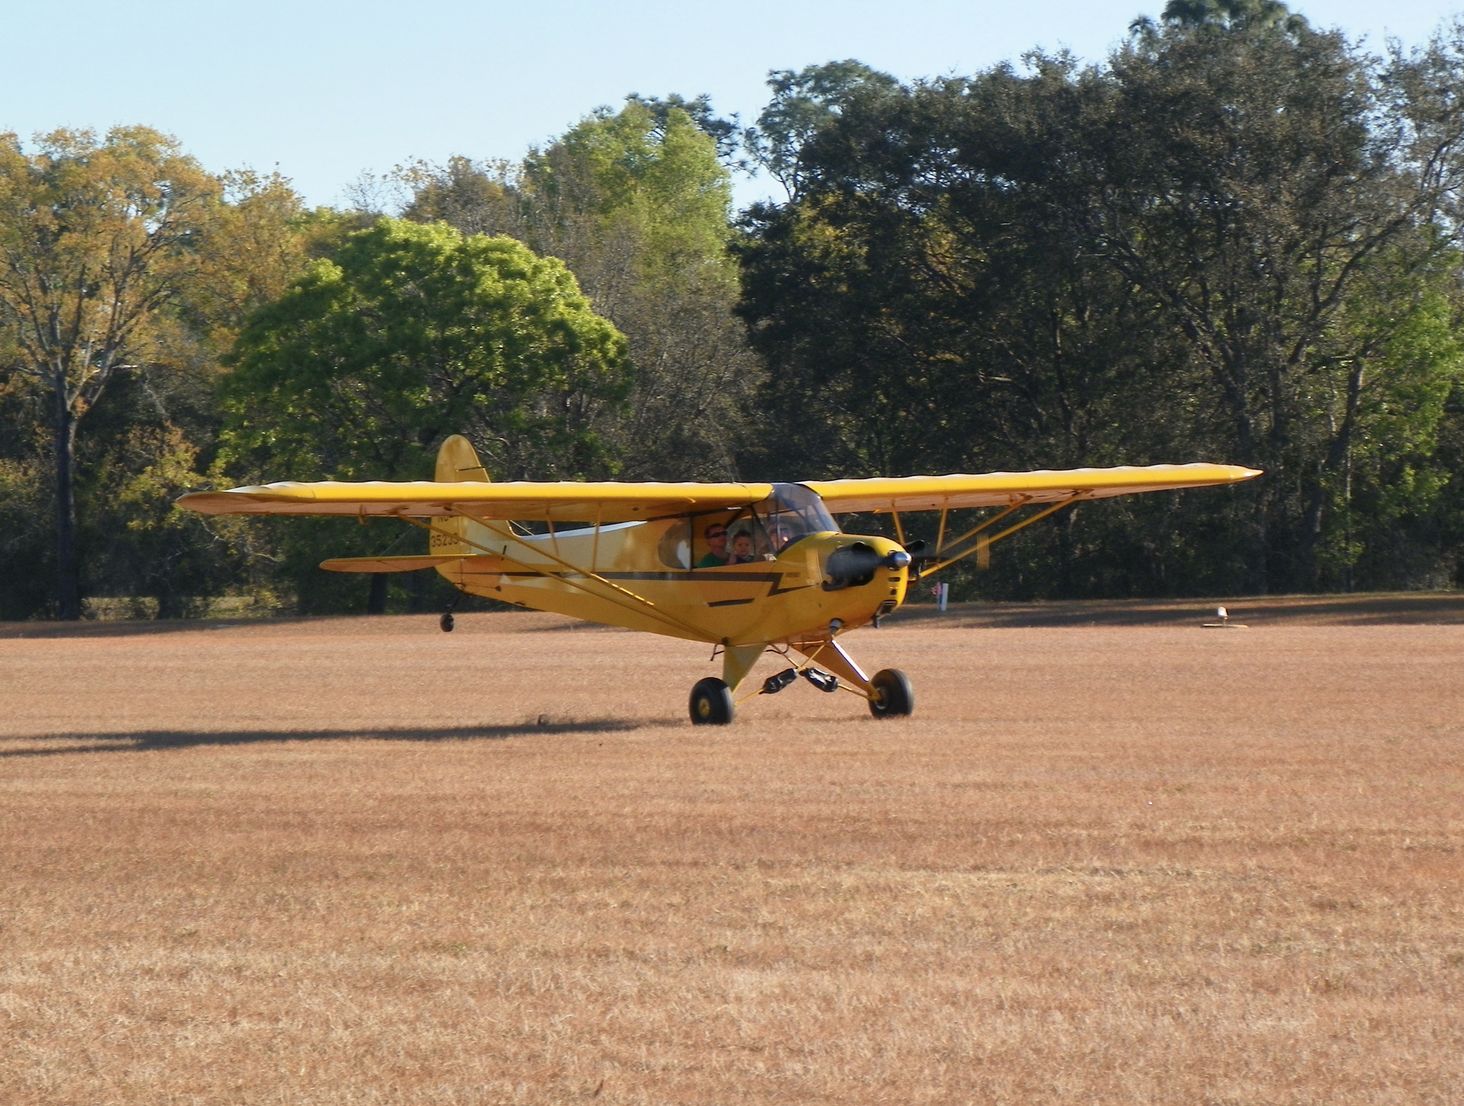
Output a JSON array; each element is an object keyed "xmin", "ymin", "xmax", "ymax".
[
  {"xmin": 704, "ymin": 522, "xmax": 728, "ymax": 555},
  {"xmin": 732, "ymin": 531, "xmax": 753, "ymax": 558},
  {"xmin": 769, "ymin": 523, "xmax": 792, "ymax": 550}
]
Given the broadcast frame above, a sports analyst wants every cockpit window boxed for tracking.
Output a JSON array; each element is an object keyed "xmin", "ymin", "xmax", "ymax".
[{"xmin": 672, "ymin": 487, "xmax": 838, "ymax": 567}]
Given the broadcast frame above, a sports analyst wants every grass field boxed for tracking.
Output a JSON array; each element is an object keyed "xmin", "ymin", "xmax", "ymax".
[{"xmin": 2, "ymin": 597, "xmax": 1461, "ymax": 1104}]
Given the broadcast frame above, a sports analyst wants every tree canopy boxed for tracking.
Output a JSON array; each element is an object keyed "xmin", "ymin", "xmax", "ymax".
[
  {"xmin": 4, "ymin": 8, "xmax": 1464, "ymax": 618},
  {"xmin": 403, "ymin": 99, "xmax": 762, "ymax": 480},
  {"xmin": 736, "ymin": 19, "xmax": 1464, "ymax": 594},
  {"xmin": 0, "ymin": 127, "xmax": 309, "ymax": 617},
  {"xmin": 222, "ymin": 217, "xmax": 631, "ymax": 483}
]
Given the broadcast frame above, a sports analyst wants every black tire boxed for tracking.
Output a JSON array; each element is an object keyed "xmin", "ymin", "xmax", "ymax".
[
  {"xmin": 689, "ymin": 677, "xmax": 735, "ymax": 725},
  {"xmin": 868, "ymin": 668, "xmax": 914, "ymax": 719},
  {"xmin": 439, "ymin": 612, "xmax": 455, "ymax": 633}
]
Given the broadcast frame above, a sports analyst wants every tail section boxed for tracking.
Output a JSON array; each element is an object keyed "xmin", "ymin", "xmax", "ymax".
[
  {"xmin": 433, "ymin": 435, "xmax": 491, "ymax": 557},
  {"xmin": 435, "ymin": 434, "xmax": 490, "ymax": 483}
]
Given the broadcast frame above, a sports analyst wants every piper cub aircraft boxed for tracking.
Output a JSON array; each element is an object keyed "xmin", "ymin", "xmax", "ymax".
[{"xmin": 177, "ymin": 436, "xmax": 1258, "ymax": 725}]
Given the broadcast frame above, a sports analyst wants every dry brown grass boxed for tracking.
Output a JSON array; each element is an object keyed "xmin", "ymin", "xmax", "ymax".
[{"xmin": 2, "ymin": 596, "xmax": 1461, "ymax": 1105}]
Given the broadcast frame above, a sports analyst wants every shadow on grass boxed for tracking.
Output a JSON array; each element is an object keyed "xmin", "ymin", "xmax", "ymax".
[
  {"xmin": 1, "ymin": 612, "xmax": 594, "ymax": 639},
  {"xmin": 1, "ymin": 717, "xmax": 675, "ymax": 759},
  {"xmin": 1, "ymin": 616, "xmax": 330, "ymax": 640}
]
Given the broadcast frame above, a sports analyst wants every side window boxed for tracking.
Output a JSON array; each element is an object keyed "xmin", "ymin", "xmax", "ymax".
[
  {"xmin": 723, "ymin": 508, "xmax": 770, "ymax": 562},
  {"xmin": 691, "ymin": 513, "xmax": 742, "ymax": 567},
  {"xmin": 657, "ymin": 520, "xmax": 690, "ymax": 569}
]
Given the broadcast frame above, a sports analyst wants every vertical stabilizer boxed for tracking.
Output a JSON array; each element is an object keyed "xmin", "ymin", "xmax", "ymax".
[
  {"xmin": 433, "ymin": 435, "xmax": 491, "ymax": 557},
  {"xmin": 436, "ymin": 434, "xmax": 491, "ymax": 483}
]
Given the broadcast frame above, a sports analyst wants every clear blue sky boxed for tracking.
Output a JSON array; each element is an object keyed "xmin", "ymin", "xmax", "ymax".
[{"xmin": 7, "ymin": 0, "xmax": 1458, "ymax": 211}]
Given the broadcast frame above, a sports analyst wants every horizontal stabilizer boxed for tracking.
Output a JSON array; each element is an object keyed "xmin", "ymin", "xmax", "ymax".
[
  {"xmin": 320, "ymin": 555, "xmax": 468, "ymax": 574},
  {"xmin": 320, "ymin": 554, "xmax": 521, "ymax": 578}
]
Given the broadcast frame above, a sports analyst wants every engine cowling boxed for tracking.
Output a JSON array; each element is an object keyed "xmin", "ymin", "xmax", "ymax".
[{"xmin": 823, "ymin": 540, "xmax": 912, "ymax": 591}]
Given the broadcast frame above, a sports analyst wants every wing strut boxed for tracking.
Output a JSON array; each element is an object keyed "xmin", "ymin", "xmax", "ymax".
[
  {"xmin": 901, "ymin": 493, "xmax": 1089, "ymax": 579},
  {"xmin": 395, "ymin": 509, "xmax": 715, "ymax": 642}
]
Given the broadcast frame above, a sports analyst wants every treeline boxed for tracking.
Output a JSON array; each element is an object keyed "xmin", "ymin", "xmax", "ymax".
[{"xmin": 3, "ymin": 3, "xmax": 1464, "ymax": 619}]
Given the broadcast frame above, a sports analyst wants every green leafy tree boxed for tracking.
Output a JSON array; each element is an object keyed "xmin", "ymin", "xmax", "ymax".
[
  {"xmin": 405, "ymin": 99, "xmax": 762, "ymax": 479},
  {"xmin": 743, "ymin": 60, "xmax": 902, "ymax": 202},
  {"xmin": 1084, "ymin": 20, "xmax": 1464, "ymax": 588},
  {"xmin": 526, "ymin": 101, "xmax": 761, "ymax": 478},
  {"xmin": 624, "ymin": 93, "xmax": 744, "ymax": 164},
  {"xmin": 219, "ymin": 217, "xmax": 631, "ymax": 611},
  {"xmin": 738, "ymin": 19, "xmax": 1464, "ymax": 594},
  {"xmin": 736, "ymin": 60, "xmax": 1215, "ymax": 596},
  {"xmin": 0, "ymin": 127, "xmax": 223, "ymax": 618},
  {"xmin": 1130, "ymin": 0, "xmax": 1308, "ymax": 38}
]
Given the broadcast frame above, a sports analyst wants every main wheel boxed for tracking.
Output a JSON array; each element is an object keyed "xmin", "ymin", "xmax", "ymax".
[
  {"xmin": 868, "ymin": 668, "xmax": 913, "ymax": 719},
  {"xmin": 689, "ymin": 677, "xmax": 735, "ymax": 725}
]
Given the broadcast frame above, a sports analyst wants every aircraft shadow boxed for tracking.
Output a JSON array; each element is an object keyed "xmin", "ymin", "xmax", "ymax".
[
  {"xmin": 0, "ymin": 617, "xmax": 322, "ymax": 640},
  {"xmin": 0, "ymin": 718, "xmax": 674, "ymax": 759}
]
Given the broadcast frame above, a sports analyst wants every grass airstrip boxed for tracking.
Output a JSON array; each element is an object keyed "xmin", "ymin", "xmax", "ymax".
[{"xmin": 2, "ymin": 596, "xmax": 1461, "ymax": 1104}]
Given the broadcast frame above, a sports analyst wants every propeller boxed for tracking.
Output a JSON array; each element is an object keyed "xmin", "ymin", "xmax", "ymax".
[
  {"xmin": 901, "ymin": 539, "xmax": 940, "ymax": 581},
  {"xmin": 822, "ymin": 542, "xmax": 910, "ymax": 591}
]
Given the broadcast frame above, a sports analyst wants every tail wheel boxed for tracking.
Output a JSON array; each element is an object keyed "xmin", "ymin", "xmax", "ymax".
[
  {"xmin": 868, "ymin": 668, "xmax": 913, "ymax": 719},
  {"xmin": 689, "ymin": 677, "xmax": 734, "ymax": 726}
]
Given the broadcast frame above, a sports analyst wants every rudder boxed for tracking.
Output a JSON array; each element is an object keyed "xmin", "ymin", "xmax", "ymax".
[
  {"xmin": 432, "ymin": 435, "xmax": 491, "ymax": 557},
  {"xmin": 436, "ymin": 434, "xmax": 491, "ymax": 483}
]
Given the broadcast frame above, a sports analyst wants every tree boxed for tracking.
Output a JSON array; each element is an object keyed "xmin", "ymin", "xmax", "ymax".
[
  {"xmin": 737, "ymin": 20, "xmax": 1464, "ymax": 595},
  {"xmin": 400, "ymin": 156, "xmax": 523, "ymax": 239},
  {"xmin": 220, "ymin": 217, "xmax": 632, "ymax": 610},
  {"xmin": 1083, "ymin": 20, "xmax": 1464, "ymax": 588},
  {"xmin": 526, "ymin": 101, "xmax": 762, "ymax": 478},
  {"xmin": 624, "ymin": 93, "xmax": 743, "ymax": 165},
  {"xmin": 744, "ymin": 60, "xmax": 902, "ymax": 202},
  {"xmin": 737, "ymin": 62, "xmax": 1174, "ymax": 472},
  {"xmin": 404, "ymin": 99, "xmax": 763, "ymax": 480},
  {"xmin": 224, "ymin": 216, "xmax": 629, "ymax": 478},
  {"xmin": 1130, "ymin": 0, "xmax": 1308, "ymax": 38},
  {"xmin": 0, "ymin": 127, "xmax": 223, "ymax": 618}
]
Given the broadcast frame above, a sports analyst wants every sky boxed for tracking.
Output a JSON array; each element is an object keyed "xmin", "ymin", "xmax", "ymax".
[{"xmin": 7, "ymin": 0, "xmax": 1460, "ymax": 211}]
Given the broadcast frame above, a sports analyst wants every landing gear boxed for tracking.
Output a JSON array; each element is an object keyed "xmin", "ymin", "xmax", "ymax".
[
  {"xmin": 439, "ymin": 612, "xmax": 455, "ymax": 632},
  {"xmin": 868, "ymin": 668, "xmax": 913, "ymax": 719},
  {"xmin": 689, "ymin": 677, "xmax": 734, "ymax": 725}
]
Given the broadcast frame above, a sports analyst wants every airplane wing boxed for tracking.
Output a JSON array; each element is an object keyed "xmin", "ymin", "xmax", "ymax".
[
  {"xmin": 178, "ymin": 465, "xmax": 1259, "ymax": 522},
  {"xmin": 801, "ymin": 463, "xmax": 1261, "ymax": 514},
  {"xmin": 176, "ymin": 480, "xmax": 774, "ymax": 523}
]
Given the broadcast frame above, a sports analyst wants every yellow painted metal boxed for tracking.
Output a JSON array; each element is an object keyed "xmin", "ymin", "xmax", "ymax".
[
  {"xmin": 920, "ymin": 497, "xmax": 1079, "ymax": 578},
  {"xmin": 804, "ymin": 464, "xmax": 1260, "ymax": 513},
  {"xmin": 176, "ymin": 478, "xmax": 773, "ymax": 522},
  {"xmin": 943, "ymin": 499, "xmax": 1028, "ymax": 551},
  {"xmin": 399, "ymin": 512, "xmax": 715, "ymax": 642},
  {"xmin": 789, "ymin": 638, "xmax": 873, "ymax": 695},
  {"xmin": 721, "ymin": 644, "xmax": 768, "ymax": 693},
  {"xmin": 431, "ymin": 515, "xmax": 910, "ymax": 647},
  {"xmin": 175, "ymin": 441, "xmax": 1260, "ymax": 694}
]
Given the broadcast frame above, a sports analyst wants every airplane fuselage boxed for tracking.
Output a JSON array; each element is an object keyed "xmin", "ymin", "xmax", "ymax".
[{"xmin": 435, "ymin": 515, "xmax": 910, "ymax": 647}]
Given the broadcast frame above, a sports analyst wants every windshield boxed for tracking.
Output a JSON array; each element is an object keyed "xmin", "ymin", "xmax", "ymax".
[
  {"xmin": 679, "ymin": 484, "xmax": 840, "ymax": 567},
  {"xmin": 764, "ymin": 483, "xmax": 838, "ymax": 548}
]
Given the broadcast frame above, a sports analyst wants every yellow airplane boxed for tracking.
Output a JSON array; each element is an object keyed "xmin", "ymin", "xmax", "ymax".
[{"xmin": 177, "ymin": 435, "xmax": 1259, "ymax": 724}]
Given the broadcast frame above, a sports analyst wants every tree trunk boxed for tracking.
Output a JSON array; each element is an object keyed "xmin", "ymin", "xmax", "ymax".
[
  {"xmin": 53, "ymin": 370, "xmax": 81, "ymax": 621},
  {"xmin": 367, "ymin": 574, "xmax": 388, "ymax": 615}
]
